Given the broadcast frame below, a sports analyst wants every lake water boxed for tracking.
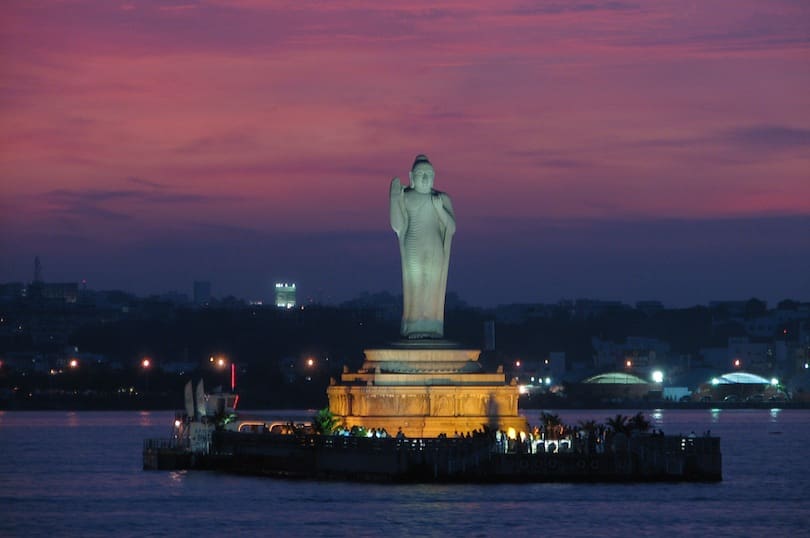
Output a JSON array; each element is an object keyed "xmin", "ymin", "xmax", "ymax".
[{"xmin": 1, "ymin": 408, "xmax": 808, "ymax": 537}]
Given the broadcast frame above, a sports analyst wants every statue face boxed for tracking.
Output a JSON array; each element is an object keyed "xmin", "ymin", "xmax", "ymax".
[{"xmin": 410, "ymin": 162, "xmax": 435, "ymax": 194}]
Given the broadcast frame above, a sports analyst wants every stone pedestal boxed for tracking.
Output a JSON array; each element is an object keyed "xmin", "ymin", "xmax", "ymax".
[{"xmin": 327, "ymin": 342, "xmax": 528, "ymax": 438}]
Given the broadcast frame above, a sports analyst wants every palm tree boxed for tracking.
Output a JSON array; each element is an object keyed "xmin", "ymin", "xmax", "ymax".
[
  {"xmin": 577, "ymin": 419, "xmax": 599, "ymax": 435},
  {"xmin": 629, "ymin": 411, "xmax": 651, "ymax": 433},
  {"xmin": 540, "ymin": 412, "xmax": 564, "ymax": 439},
  {"xmin": 578, "ymin": 419, "xmax": 600, "ymax": 454},
  {"xmin": 606, "ymin": 413, "xmax": 630, "ymax": 435},
  {"xmin": 313, "ymin": 407, "xmax": 340, "ymax": 435},
  {"xmin": 540, "ymin": 412, "xmax": 562, "ymax": 428}
]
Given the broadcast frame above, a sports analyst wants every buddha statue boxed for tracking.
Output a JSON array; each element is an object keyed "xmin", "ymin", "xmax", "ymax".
[{"xmin": 389, "ymin": 155, "xmax": 456, "ymax": 339}]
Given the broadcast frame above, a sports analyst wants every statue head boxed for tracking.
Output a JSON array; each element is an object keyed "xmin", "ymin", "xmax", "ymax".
[{"xmin": 409, "ymin": 154, "xmax": 435, "ymax": 194}]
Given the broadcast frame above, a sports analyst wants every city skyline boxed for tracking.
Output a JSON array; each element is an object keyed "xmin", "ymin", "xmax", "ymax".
[{"xmin": 1, "ymin": 1, "xmax": 809, "ymax": 306}]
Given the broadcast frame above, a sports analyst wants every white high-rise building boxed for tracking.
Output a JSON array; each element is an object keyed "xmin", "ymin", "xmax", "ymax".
[{"xmin": 275, "ymin": 282, "xmax": 296, "ymax": 309}]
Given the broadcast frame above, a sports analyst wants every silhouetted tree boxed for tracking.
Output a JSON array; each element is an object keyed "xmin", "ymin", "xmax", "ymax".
[
  {"xmin": 629, "ymin": 411, "xmax": 651, "ymax": 433},
  {"xmin": 606, "ymin": 413, "xmax": 630, "ymax": 435}
]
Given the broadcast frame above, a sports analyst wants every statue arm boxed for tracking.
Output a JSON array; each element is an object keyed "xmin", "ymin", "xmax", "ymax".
[
  {"xmin": 389, "ymin": 177, "xmax": 406, "ymax": 237},
  {"xmin": 433, "ymin": 192, "xmax": 456, "ymax": 238}
]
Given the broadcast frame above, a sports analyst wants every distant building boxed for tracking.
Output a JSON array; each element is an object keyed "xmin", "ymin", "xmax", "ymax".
[
  {"xmin": 275, "ymin": 282, "xmax": 296, "ymax": 309},
  {"xmin": 744, "ymin": 316, "xmax": 778, "ymax": 338},
  {"xmin": 158, "ymin": 291, "xmax": 190, "ymax": 306},
  {"xmin": 709, "ymin": 300, "xmax": 759, "ymax": 320},
  {"xmin": 0, "ymin": 282, "xmax": 25, "ymax": 301},
  {"xmin": 573, "ymin": 299, "xmax": 629, "ymax": 319},
  {"xmin": 566, "ymin": 372, "xmax": 656, "ymax": 403},
  {"xmin": 727, "ymin": 337, "xmax": 773, "ymax": 372},
  {"xmin": 193, "ymin": 281, "xmax": 211, "ymax": 306},
  {"xmin": 592, "ymin": 336, "xmax": 671, "ymax": 371},
  {"xmin": 635, "ymin": 301, "xmax": 664, "ymax": 316},
  {"xmin": 39, "ymin": 282, "xmax": 79, "ymax": 303},
  {"xmin": 692, "ymin": 371, "xmax": 784, "ymax": 402},
  {"xmin": 494, "ymin": 303, "xmax": 556, "ymax": 324}
]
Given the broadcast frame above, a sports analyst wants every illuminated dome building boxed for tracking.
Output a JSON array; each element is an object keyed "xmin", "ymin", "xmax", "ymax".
[
  {"xmin": 565, "ymin": 371, "xmax": 657, "ymax": 403},
  {"xmin": 693, "ymin": 372, "xmax": 786, "ymax": 402}
]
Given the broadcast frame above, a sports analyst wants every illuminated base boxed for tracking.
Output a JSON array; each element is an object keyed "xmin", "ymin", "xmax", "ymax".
[{"xmin": 327, "ymin": 346, "xmax": 528, "ymax": 438}]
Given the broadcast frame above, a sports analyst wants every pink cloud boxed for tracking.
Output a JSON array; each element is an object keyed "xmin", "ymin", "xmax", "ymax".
[{"xmin": 1, "ymin": 1, "xmax": 808, "ymax": 280}]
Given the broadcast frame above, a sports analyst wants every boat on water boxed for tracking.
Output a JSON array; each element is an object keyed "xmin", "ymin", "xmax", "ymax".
[{"xmin": 143, "ymin": 382, "xmax": 722, "ymax": 483}]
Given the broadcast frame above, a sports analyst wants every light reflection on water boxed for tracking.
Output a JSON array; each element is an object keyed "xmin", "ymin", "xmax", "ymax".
[
  {"xmin": 138, "ymin": 410, "xmax": 153, "ymax": 427},
  {"xmin": 0, "ymin": 408, "xmax": 808, "ymax": 537}
]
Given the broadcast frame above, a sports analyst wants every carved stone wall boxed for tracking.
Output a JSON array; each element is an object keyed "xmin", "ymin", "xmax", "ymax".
[{"xmin": 327, "ymin": 352, "xmax": 527, "ymax": 438}]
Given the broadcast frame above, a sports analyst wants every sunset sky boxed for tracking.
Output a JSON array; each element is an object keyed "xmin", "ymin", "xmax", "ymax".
[{"xmin": 1, "ymin": 1, "xmax": 808, "ymax": 306}]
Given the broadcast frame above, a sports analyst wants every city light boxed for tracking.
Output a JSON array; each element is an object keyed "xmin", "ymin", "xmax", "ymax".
[
  {"xmin": 652, "ymin": 370, "xmax": 664, "ymax": 383},
  {"xmin": 733, "ymin": 359, "xmax": 741, "ymax": 368},
  {"xmin": 306, "ymin": 358, "xmax": 314, "ymax": 367},
  {"xmin": 515, "ymin": 360, "xmax": 521, "ymax": 367},
  {"xmin": 142, "ymin": 358, "xmax": 151, "ymax": 369},
  {"xmin": 625, "ymin": 359, "xmax": 633, "ymax": 368},
  {"xmin": 69, "ymin": 359, "xmax": 78, "ymax": 369}
]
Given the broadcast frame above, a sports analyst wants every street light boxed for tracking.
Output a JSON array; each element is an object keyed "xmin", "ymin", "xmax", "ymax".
[
  {"xmin": 651, "ymin": 370, "xmax": 664, "ymax": 383},
  {"xmin": 211, "ymin": 355, "xmax": 235, "ymax": 392},
  {"xmin": 141, "ymin": 357, "xmax": 152, "ymax": 393}
]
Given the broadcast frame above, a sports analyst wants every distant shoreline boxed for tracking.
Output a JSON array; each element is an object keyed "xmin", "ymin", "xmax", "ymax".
[{"xmin": 3, "ymin": 397, "xmax": 809, "ymax": 412}]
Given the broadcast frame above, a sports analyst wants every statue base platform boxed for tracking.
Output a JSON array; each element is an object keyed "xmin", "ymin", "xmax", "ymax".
[{"xmin": 327, "ymin": 345, "xmax": 528, "ymax": 438}]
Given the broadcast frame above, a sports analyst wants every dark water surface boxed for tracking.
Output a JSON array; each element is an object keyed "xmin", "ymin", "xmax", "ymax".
[{"xmin": 1, "ymin": 409, "xmax": 808, "ymax": 537}]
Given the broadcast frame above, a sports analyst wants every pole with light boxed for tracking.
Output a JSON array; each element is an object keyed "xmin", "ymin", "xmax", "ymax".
[{"xmin": 141, "ymin": 357, "xmax": 151, "ymax": 394}]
